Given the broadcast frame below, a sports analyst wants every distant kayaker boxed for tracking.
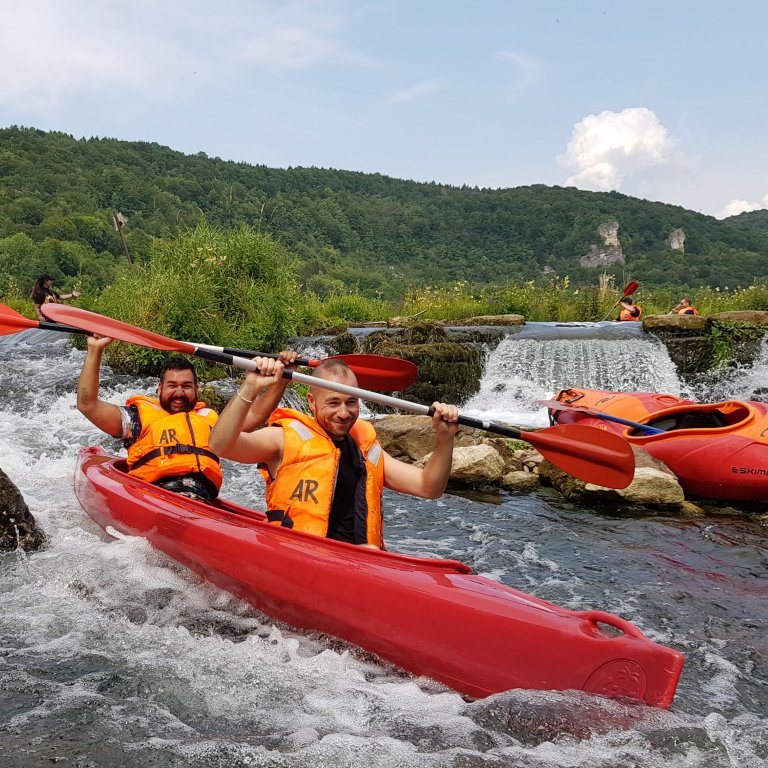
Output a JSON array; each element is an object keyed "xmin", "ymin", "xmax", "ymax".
[
  {"xmin": 75, "ymin": 336, "xmax": 296, "ymax": 502},
  {"xmin": 617, "ymin": 297, "xmax": 642, "ymax": 321},
  {"xmin": 671, "ymin": 297, "xmax": 699, "ymax": 315},
  {"xmin": 209, "ymin": 358, "xmax": 460, "ymax": 549},
  {"xmin": 31, "ymin": 273, "xmax": 81, "ymax": 321}
]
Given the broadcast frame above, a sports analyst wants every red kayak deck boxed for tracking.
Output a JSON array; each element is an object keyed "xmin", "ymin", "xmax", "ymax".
[
  {"xmin": 74, "ymin": 446, "xmax": 683, "ymax": 707},
  {"xmin": 551, "ymin": 388, "xmax": 768, "ymax": 501}
]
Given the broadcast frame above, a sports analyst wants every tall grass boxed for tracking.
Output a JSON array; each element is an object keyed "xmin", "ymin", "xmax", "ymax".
[{"xmin": 96, "ymin": 225, "xmax": 304, "ymax": 375}]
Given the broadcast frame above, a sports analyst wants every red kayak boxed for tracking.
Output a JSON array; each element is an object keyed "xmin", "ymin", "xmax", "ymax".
[
  {"xmin": 549, "ymin": 388, "xmax": 768, "ymax": 501},
  {"xmin": 74, "ymin": 446, "xmax": 683, "ymax": 707}
]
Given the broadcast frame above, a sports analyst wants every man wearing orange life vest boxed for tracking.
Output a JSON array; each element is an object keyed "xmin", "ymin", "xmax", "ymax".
[
  {"xmin": 672, "ymin": 297, "xmax": 699, "ymax": 315},
  {"xmin": 76, "ymin": 336, "xmax": 294, "ymax": 502},
  {"xmin": 209, "ymin": 358, "xmax": 460, "ymax": 549},
  {"xmin": 617, "ymin": 297, "xmax": 642, "ymax": 321}
]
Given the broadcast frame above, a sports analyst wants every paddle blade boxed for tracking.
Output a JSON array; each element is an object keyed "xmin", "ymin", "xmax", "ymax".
[
  {"xmin": 41, "ymin": 304, "xmax": 196, "ymax": 354},
  {"xmin": 0, "ymin": 304, "xmax": 38, "ymax": 335},
  {"xmin": 522, "ymin": 424, "xmax": 635, "ymax": 489},
  {"xmin": 204, "ymin": 348, "xmax": 418, "ymax": 391},
  {"xmin": 622, "ymin": 280, "xmax": 640, "ymax": 297},
  {"xmin": 313, "ymin": 354, "xmax": 417, "ymax": 391}
]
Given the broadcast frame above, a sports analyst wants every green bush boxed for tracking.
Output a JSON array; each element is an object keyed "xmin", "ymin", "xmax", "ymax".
[{"xmin": 96, "ymin": 225, "xmax": 303, "ymax": 374}]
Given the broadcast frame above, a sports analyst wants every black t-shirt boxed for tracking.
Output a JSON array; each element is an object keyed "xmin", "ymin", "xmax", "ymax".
[
  {"xmin": 326, "ymin": 435, "xmax": 364, "ymax": 544},
  {"xmin": 32, "ymin": 287, "xmax": 60, "ymax": 305}
]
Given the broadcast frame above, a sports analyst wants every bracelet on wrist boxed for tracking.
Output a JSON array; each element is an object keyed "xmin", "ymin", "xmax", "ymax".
[{"xmin": 237, "ymin": 389, "xmax": 256, "ymax": 404}]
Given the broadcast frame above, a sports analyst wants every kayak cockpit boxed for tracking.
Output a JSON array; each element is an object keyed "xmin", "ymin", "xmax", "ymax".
[{"xmin": 633, "ymin": 402, "xmax": 754, "ymax": 436}]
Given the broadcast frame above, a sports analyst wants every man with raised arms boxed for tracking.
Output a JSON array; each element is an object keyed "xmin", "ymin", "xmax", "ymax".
[
  {"xmin": 209, "ymin": 358, "xmax": 459, "ymax": 548},
  {"xmin": 76, "ymin": 335, "xmax": 296, "ymax": 502}
]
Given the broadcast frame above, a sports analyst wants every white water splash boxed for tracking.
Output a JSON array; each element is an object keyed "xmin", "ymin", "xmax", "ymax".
[{"xmin": 463, "ymin": 334, "xmax": 685, "ymax": 426}]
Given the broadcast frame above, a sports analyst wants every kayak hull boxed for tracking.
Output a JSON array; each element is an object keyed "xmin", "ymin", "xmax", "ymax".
[
  {"xmin": 74, "ymin": 446, "xmax": 683, "ymax": 707},
  {"xmin": 550, "ymin": 388, "xmax": 768, "ymax": 501}
]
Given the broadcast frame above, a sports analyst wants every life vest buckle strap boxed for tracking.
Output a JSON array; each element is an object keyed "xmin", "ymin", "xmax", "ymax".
[
  {"xmin": 130, "ymin": 444, "xmax": 220, "ymax": 471},
  {"xmin": 168, "ymin": 445, "xmax": 195, "ymax": 454},
  {"xmin": 266, "ymin": 509, "xmax": 294, "ymax": 528}
]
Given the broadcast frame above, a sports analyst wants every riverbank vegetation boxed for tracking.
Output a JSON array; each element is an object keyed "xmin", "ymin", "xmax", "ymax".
[
  {"xmin": 2, "ymin": 126, "xmax": 768, "ymax": 372},
  {"xmin": 2, "ymin": 126, "xmax": 768, "ymax": 298}
]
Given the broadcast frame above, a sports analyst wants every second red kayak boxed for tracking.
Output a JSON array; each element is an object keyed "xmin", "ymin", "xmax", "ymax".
[{"xmin": 549, "ymin": 387, "xmax": 768, "ymax": 501}]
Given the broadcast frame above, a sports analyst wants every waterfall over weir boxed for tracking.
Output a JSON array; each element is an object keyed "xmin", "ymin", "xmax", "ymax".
[
  {"xmin": 302, "ymin": 321, "xmax": 693, "ymax": 427},
  {"xmin": 461, "ymin": 322, "xmax": 686, "ymax": 428}
]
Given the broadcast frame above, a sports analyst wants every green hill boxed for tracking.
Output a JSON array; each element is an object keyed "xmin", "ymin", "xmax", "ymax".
[
  {"xmin": 1, "ymin": 125, "xmax": 767, "ymax": 299},
  {"xmin": 726, "ymin": 208, "xmax": 768, "ymax": 232}
]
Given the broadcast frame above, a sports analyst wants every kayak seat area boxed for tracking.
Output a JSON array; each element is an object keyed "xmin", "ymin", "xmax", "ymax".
[{"xmin": 647, "ymin": 410, "xmax": 729, "ymax": 432}]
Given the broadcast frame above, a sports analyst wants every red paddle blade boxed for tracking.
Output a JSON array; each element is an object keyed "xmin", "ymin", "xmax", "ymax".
[
  {"xmin": 522, "ymin": 424, "xmax": 634, "ymax": 489},
  {"xmin": 313, "ymin": 354, "xmax": 418, "ymax": 390},
  {"xmin": 0, "ymin": 304, "xmax": 39, "ymax": 335},
  {"xmin": 622, "ymin": 280, "xmax": 639, "ymax": 297},
  {"xmin": 41, "ymin": 304, "xmax": 196, "ymax": 354}
]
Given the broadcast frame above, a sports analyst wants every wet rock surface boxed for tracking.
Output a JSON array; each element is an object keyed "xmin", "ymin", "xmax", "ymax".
[{"xmin": 0, "ymin": 467, "xmax": 46, "ymax": 551}]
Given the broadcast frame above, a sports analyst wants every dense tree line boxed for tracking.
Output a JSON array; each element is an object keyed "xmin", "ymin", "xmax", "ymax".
[{"xmin": 1, "ymin": 125, "xmax": 767, "ymax": 301}]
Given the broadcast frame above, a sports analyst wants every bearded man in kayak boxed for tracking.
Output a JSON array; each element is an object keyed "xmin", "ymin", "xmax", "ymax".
[
  {"xmin": 76, "ymin": 336, "xmax": 294, "ymax": 503},
  {"xmin": 209, "ymin": 358, "xmax": 459, "ymax": 548}
]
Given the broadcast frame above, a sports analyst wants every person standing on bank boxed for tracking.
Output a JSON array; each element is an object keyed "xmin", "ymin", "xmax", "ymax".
[
  {"xmin": 32, "ymin": 273, "xmax": 81, "ymax": 321},
  {"xmin": 209, "ymin": 358, "xmax": 460, "ymax": 549}
]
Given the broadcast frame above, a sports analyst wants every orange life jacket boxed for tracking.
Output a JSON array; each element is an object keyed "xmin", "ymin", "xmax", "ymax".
[
  {"xmin": 259, "ymin": 408, "xmax": 385, "ymax": 547},
  {"xmin": 125, "ymin": 395, "xmax": 222, "ymax": 491},
  {"xmin": 619, "ymin": 304, "xmax": 642, "ymax": 321},
  {"xmin": 676, "ymin": 306, "xmax": 699, "ymax": 315}
]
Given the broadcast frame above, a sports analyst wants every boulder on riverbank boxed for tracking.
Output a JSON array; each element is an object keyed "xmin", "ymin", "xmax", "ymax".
[
  {"xmin": 0, "ymin": 467, "xmax": 46, "ymax": 551},
  {"xmin": 375, "ymin": 415, "xmax": 541, "ymax": 492},
  {"xmin": 519, "ymin": 445, "xmax": 685, "ymax": 510}
]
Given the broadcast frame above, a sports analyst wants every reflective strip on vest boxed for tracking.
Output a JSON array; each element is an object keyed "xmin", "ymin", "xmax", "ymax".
[
  {"xmin": 287, "ymin": 420, "xmax": 315, "ymax": 442},
  {"xmin": 368, "ymin": 442, "xmax": 382, "ymax": 467}
]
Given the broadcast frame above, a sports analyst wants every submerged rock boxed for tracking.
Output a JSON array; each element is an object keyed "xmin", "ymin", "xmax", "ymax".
[{"xmin": 0, "ymin": 467, "xmax": 46, "ymax": 551}]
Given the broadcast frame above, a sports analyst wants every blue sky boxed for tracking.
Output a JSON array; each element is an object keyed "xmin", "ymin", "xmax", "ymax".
[{"xmin": 1, "ymin": 0, "xmax": 766, "ymax": 218}]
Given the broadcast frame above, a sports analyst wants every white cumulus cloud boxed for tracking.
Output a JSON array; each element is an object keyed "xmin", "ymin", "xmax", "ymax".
[
  {"xmin": 717, "ymin": 194, "xmax": 768, "ymax": 219},
  {"xmin": 559, "ymin": 107, "xmax": 679, "ymax": 192}
]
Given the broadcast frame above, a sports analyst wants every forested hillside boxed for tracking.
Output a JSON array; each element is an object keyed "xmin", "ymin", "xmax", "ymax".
[{"xmin": 1, "ymin": 125, "xmax": 766, "ymax": 299}]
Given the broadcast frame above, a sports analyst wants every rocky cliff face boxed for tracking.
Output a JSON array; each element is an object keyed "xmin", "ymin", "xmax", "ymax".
[
  {"xmin": 666, "ymin": 228, "xmax": 686, "ymax": 252},
  {"xmin": 580, "ymin": 221, "xmax": 625, "ymax": 268}
]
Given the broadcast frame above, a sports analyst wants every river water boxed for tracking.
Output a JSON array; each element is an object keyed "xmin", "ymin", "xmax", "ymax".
[{"xmin": 1, "ymin": 329, "xmax": 766, "ymax": 767}]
